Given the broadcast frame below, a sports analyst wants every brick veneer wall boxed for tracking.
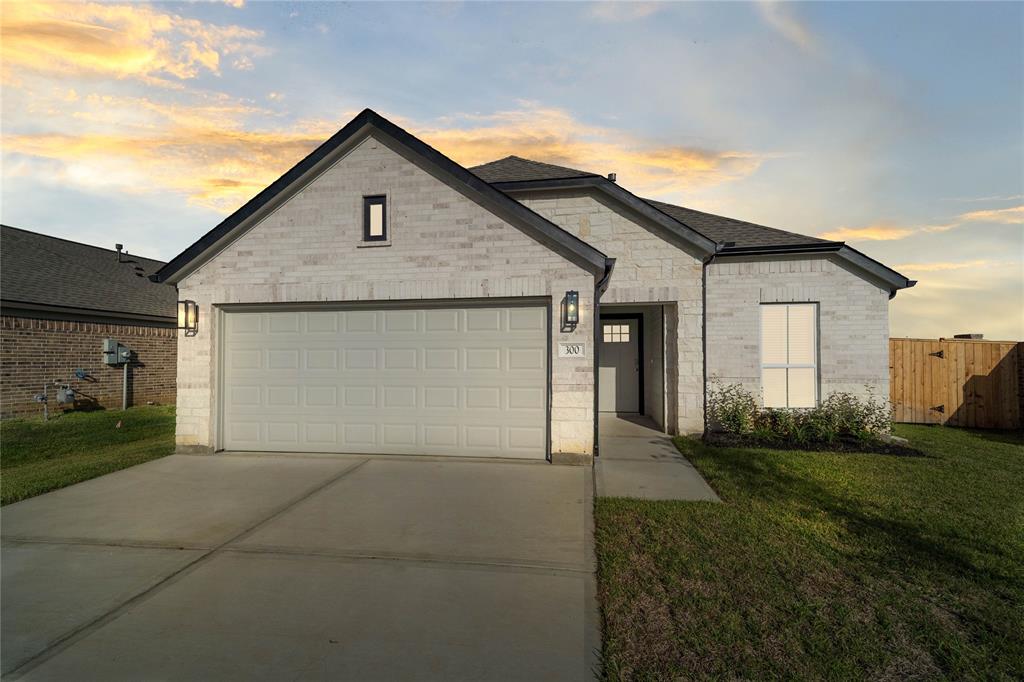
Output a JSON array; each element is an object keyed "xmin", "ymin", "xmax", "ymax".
[
  {"xmin": 1, "ymin": 316, "xmax": 177, "ymax": 419},
  {"xmin": 705, "ymin": 256, "xmax": 891, "ymax": 404},
  {"xmin": 517, "ymin": 190, "xmax": 705, "ymax": 434},
  {"xmin": 175, "ymin": 133, "xmax": 595, "ymax": 456}
]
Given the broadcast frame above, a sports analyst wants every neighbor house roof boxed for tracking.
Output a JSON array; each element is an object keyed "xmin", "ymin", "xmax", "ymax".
[
  {"xmin": 0, "ymin": 225, "xmax": 176, "ymax": 323},
  {"xmin": 153, "ymin": 109, "xmax": 612, "ymax": 284}
]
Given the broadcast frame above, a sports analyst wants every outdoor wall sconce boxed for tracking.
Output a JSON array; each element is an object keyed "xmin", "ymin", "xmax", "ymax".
[
  {"xmin": 177, "ymin": 300, "xmax": 199, "ymax": 337},
  {"xmin": 561, "ymin": 290, "xmax": 579, "ymax": 331}
]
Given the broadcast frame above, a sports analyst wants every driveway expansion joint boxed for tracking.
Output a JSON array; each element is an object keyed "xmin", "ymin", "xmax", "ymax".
[
  {"xmin": 220, "ymin": 544, "xmax": 593, "ymax": 575},
  {"xmin": 3, "ymin": 457, "xmax": 372, "ymax": 680}
]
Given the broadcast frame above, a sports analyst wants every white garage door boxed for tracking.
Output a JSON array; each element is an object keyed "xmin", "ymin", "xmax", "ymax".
[{"xmin": 221, "ymin": 304, "xmax": 548, "ymax": 459}]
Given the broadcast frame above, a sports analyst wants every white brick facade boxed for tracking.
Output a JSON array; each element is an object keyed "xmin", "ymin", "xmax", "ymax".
[
  {"xmin": 706, "ymin": 256, "xmax": 891, "ymax": 404},
  {"xmin": 516, "ymin": 191, "xmax": 705, "ymax": 434},
  {"xmin": 172, "ymin": 126, "xmax": 897, "ymax": 458},
  {"xmin": 175, "ymin": 135, "xmax": 596, "ymax": 456}
]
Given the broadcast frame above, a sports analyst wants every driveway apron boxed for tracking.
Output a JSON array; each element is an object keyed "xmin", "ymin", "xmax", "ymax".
[{"xmin": 1, "ymin": 454, "xmax": 599, "ymax": 681}]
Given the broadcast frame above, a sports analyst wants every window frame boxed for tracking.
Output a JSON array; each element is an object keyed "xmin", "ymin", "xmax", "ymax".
[
  {"xmin": 759, "ymin": 302, "xmax": 820, "ymax": 409},
  {"xmin": 362, "ymin": 195, "xmax": 388, "ymax": 242},
  {"xmin": 602, "ymin": 323, "xmax": 631, "ymax": 343}
]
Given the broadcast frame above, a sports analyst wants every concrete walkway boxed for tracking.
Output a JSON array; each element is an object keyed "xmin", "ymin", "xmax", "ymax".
[
  {"xmin": 596, "ymin": 415, "xmax": 720, "ymax": 501},
  {"xmin": 1, "ymin": 454, "xmax": 599, "ymax": 681}
]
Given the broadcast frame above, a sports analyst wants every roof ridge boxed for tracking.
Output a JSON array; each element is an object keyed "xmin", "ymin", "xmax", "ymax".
[{"xmin": 0, "ymin": 224, "xmax": 166, "ymax": 265}]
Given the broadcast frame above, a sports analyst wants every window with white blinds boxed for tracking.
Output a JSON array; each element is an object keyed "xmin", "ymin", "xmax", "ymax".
[{"xmin": 760, "ymin": 303, "xmax": 818, "ymax": 408}]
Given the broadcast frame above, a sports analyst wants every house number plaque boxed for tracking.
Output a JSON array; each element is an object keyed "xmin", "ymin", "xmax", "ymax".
[{"xmin": 558, "ymin": 342, "xmax": 587, "ymax": 358}]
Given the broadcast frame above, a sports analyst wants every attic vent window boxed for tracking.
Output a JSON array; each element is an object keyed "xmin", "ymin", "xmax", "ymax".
[{"xmin": 363, "ymin": 195, "xmax": 387, "ymax": 242}]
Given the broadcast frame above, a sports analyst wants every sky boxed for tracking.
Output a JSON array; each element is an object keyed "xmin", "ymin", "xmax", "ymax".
[{"xmin": 1, "ymin": 1, "xmax": 1021, "ymax": 340}]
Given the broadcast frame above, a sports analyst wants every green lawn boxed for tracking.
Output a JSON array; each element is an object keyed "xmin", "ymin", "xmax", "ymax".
[
  {"xmin": 1, "ymin": 405, "xmax": 176, "ymax": 505},
  {"xmin": 595, "ymin": 425, "xmax": 1024, "ymax": 680}
]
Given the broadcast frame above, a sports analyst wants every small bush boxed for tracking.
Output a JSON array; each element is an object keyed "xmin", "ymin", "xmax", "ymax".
[{"xmin": 707, "ymin": 379, "xmax": 893, "ymax": 450}]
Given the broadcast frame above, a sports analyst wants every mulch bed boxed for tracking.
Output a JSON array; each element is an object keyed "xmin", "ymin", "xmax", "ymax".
[{"xmin": 702, "ymin": 431, "xmax": 925, "ymax": 457}]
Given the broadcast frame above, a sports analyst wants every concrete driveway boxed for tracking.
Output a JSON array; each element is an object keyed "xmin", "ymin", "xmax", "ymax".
[{"xmin": 1, "ymin": 454, "xmax": 598, "ymax": 681}]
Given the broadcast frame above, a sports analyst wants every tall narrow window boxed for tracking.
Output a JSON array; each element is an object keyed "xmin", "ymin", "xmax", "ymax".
[
  {"xmin": 761, "ymin": 303, "xmax": 818, "ymax": 408},
  {"xmin": 363, "ymin": 195, "xmax": 387, "ymax": 241}
]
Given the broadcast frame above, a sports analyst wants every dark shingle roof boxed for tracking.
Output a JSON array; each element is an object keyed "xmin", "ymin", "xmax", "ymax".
[
  {"xmin": 471, "ymin": 156, "xmax": 830, "ymax": 249},
  {"xmin": 1, "ymin": 225, "xmax": 176, "ymax": 319},
  {"xmin": 470, "ymin": 156, "xmax": 599, "ymax": 183},
  {"xmin": 644, "ymin": 199, "xmax": 830, "ymax": 248}
]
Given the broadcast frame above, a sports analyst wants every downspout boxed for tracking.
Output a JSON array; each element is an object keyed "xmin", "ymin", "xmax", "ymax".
[
  {"xmin": 593, "ymin": 258, "xmax": 616, "ymax": 458},
  {"xmin": 701, "ymin": 244, "xmax": 725, "ymax": 437}
]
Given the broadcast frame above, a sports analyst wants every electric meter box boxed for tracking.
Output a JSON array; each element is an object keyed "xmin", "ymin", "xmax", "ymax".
[{"xmin": 103, "ymin": 338, "xmax": 123, "ymax": 366}]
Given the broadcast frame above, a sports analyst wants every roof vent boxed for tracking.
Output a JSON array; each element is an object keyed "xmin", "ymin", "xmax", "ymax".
[
  {"xmin": 115, "ymin": 243, "xmax": 124, "ymax": 263},
  {"xmin": 953, "ymin": 333, "xmax": 983, "ymax": 340},
  {"xmin": 607, "ymin": 173, "xmax": 617, "ymax": 183}
]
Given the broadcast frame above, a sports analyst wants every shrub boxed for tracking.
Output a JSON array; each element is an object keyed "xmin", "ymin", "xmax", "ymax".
[
  {"xmin": 707, "ymin": 379, "xmax": 892, "ymax": 449},
  {"xmin": 706, "ymin": 379, "xmax": 759, "ymax": 436}
]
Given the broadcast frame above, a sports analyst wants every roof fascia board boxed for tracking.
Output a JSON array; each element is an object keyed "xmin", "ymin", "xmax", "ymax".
[
  {"xmin": 155, "ymin": 110, "xmax": 609, "ymax": 284},
  {"xmin": 495, "ymin": 177, "xmax": 719, "ymax": 256}
]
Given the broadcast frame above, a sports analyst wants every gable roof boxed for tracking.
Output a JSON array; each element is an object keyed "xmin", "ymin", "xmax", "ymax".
[
  {"xmin": 470, "ymin": 156, "xmax": 599, "ymax": 183},
  {"xmin": 469, "ymin": 156, "xmax": 827, "ymax": 249},
  {"xmin": 153, "ymin": 110, "xmax": 611, "ymax": 284},
  {"xmin": 471, "ymin": 155, "xmax": 913, "ymax": 294},
  {"xmin": 1, "ymin": 225, "xmax": 176, "ymax": 322},
  {"xmin": 472, "ymin": 159, "xmax": 720, "ymax": 257}
]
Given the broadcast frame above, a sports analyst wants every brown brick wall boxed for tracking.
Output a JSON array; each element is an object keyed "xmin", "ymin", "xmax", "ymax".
[{"xmin": 1, "ymin": 316, "xmax": 177, "ymax": 419}]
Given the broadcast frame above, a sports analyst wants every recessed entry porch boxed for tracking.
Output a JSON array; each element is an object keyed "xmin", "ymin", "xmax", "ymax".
[{"xmin": 598, "ymin": 303, "xmax": 668, "ymax": 432}]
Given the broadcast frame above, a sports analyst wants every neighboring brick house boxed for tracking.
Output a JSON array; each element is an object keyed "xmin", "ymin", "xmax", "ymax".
[
  {"xmin": 152, "ymin": 109, "xmax": 914, "ymax": 461},
  {"xmin": 1, "ymin": 226, "xmax": 178, "ymax": 419}
]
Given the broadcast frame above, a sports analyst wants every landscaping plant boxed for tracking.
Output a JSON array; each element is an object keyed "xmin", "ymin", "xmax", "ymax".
[{"xmin": 706, "ymin": 378, "xmax": 894, "ymax": 450}]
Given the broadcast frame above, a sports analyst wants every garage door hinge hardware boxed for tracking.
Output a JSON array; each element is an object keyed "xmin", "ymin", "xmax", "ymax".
[{"xmin": 929, "ymin": 350, "xmax": 944, "ymax": 359}]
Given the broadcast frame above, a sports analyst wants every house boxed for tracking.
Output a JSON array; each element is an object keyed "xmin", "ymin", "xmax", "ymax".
[
  {"xmin": 153, "ymin": 109, "xmax": 914, "ymax": 461},
  {"xmin": 0, "ymin": 225, "xmax": 178, "ymax": 419}
]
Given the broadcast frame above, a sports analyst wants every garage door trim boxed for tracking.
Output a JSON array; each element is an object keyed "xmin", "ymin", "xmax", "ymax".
[{"xmin": 215, "ymin": 297, "xmax": 552, "ymax": 460}]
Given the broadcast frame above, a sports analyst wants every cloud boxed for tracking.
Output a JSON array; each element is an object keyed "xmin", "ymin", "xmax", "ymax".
[
  {"xmin": 819, "ymin": 205, "xmax": 1021, "ymax": 243},
  {"xmin": 419, "ymin": 106, "xmax": 766, "ymax": 195},
  {"xmin": 588, "ymin": 2, "xmax": 664, "ymax": 22},
  {"xmin": 894, "ymin": 259, "xmax": 1004, "ymax": 273},
  {"xmin": 957, "ymin": 205, "xmax": 1024, "ymax": 224},
  {"xmin": 3, "ymin": 91, "xmax": 340, "ymax": 211},
  {"xmin": 0, "ymin": 2, "xmax": 266, "ymax": 85},
  {"xmin": 4, "ymin": 101, "xmax": 766, "ymax": 211},
  {"xmin": 757, "ymin": 1, "xmax": 820, "ymax": 54},
  {"xmin": 818, "ymin": 223, "xmax": 917, "ymax": 241}
]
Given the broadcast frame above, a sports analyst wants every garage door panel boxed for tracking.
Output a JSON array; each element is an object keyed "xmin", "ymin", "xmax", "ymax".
[
  {"xmin": 222, "ymin": 305, "xmax": 547, "ymax": 458},
  {"xmin": 344, "ymin": 311, "xmax": 377, "ymax": 333}
]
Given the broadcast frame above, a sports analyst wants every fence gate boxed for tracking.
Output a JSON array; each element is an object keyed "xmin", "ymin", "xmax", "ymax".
[{"xmin": 890, "ymin": 338, "xmax": 1023, "ymax": 429}]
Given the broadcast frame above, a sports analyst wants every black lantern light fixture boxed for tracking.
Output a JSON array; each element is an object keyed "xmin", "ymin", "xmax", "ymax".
[
  {"xmin": 562, "ymin": 290, "xmax": 579, "ymax": 331},
  {"xmin": 177, "ymin": 300, "xmax": 199, "ymax": 337}
]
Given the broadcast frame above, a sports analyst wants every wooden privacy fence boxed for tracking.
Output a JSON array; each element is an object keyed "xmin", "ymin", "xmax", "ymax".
[{"xmin": 890, "ymin": 338, "xmax": 1023, "ymax": 429}]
